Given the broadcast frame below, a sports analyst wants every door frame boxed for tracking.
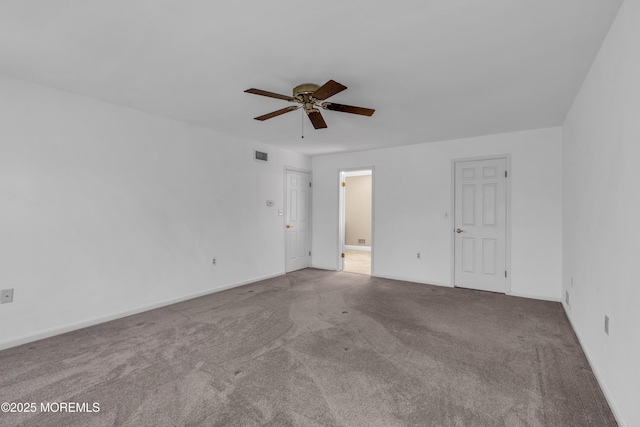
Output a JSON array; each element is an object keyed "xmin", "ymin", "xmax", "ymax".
[
  {"xmin": 450, "ymin": 155, "xmax": 511, "ymax": 294},
  {"xmin": 284, "ymin": 166, "xmax": 312, "ymax": 273},
  {"xmin": 337, "ymin": 167, "xmax": 375, "ymax": 275}
]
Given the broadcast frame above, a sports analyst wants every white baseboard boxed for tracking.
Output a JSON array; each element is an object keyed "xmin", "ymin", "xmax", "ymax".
[
  {"xmin": 507, "ymin": 291, "xmax": 561, "ymax": 302},
  {"xmin": 561, "ymin": 303, "xmax": 625, "ymax": 427},
  {"xmin": 344, "ymin": 245, "xmax": 371, "ymax": 252},
  {"xmin": 310, "ymin": 264, "xmax": 338, "ymax": 271},
  {"xmin": 372, "ymin": 273, "xmax": 453, "ymax": 288},
  {"xmin": 0, "ymin": 272, "xmax": 285, "ymax": 351}
]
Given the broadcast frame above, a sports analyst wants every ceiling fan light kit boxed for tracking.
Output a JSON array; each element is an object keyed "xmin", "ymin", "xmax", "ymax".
[{"xmin": 244, "ymin": 80, "xmax": 375, "ymax": 130}]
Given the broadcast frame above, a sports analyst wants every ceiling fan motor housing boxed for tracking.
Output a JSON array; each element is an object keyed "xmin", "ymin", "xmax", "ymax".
[{"xmin": 293, "ymin": 83, "xmax": 320, "ymax": 99}]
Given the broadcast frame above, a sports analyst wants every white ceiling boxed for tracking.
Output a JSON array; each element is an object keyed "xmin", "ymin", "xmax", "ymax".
[{"xmin": 0, "ymin": 0, "xmax": 623, "ymax": 156}]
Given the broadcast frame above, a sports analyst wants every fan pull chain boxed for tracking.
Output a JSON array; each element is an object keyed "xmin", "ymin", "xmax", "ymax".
[{"xmin": 301, "ymin": 108, "xmax": 304, "ymax": 139}]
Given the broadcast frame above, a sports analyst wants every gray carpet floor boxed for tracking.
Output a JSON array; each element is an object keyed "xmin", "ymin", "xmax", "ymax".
[{"xmin": 0, "ymin": 269, "xmax": 616, "ymax": 426}]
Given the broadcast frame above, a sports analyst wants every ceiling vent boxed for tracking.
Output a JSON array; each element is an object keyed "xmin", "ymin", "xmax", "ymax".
[{"xmin": 254, "ymin": 150, "xmax": 268, "ymax": 162}]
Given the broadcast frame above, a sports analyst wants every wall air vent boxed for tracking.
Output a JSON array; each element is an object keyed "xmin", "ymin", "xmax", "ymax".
[{"xmin": 254, "ymin": 150, "xmax": 268, "ymax": 162}]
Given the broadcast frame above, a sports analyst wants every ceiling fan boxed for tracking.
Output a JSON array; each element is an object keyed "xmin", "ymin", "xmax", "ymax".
[{"xmin": 244, "ymin": 80, "xmax": 375, "ymax": 129}]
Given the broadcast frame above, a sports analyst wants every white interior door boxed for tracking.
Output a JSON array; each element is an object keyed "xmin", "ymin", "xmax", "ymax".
[
  {"xmin": 454, "ymin": 158, "xmax": 507, "ymax": 293},
  {"xmin": 286, "ymin": 170, "xmax": 310, "ymax": 272}
]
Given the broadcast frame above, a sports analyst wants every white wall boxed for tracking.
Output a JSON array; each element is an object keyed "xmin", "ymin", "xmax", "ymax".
[
  {"xmin": 562, "ymin": 1, "xmax": 640, "ymax": 425},
  {"xmin": 312, "ymin": 127, "xmax": 562, "ymax": 301},
  {"xmin": 0, "ymin": 74, "xmax": 310, "ymax": 349}
]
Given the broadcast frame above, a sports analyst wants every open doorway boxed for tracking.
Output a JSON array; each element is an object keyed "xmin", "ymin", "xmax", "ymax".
[{"xmin": 339, "ymin": 169, "xmax": 373, "ymax": 275}]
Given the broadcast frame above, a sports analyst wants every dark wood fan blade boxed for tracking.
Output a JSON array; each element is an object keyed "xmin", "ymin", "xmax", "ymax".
[
  {"xmin": 254, "ymin": 106, "xmax": 299, "ymax": 121},
  {"xmin": 307, "ymin": 109, "xmax": 327, "ymax": 129},
  {"xmin": 312, "ymin": 80, "xmax": 347, "ymax": 100},
  {"xmin": 245, "ymin": 88, "xmax": 295, "ymax": 102},
  {"xmin": 323, "ymin": 102, "xmax": 375, "ymax": 116}
]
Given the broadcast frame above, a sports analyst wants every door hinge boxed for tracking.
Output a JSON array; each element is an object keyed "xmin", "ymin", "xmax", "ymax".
[
  {"xmin": 309, "ymin": 182, "xmax": 312, "ymax": 188},
  {"xmin": 505, "ymin": 270, "xmax": 508, "ymax": 277},
  {"xmin": 341, "ymin": 182, "xmax": 346, "ymax": 187},
  {"xmin": 505, "ymin": 171, "xmax": 508, "ymax": 178},
  {"xmin": 341, "ymin": 253, "xmax": 345, "ymax": 258},
  {"xmin": 309, "ymin": 251, "xmax": 311, "ymax": 256}
]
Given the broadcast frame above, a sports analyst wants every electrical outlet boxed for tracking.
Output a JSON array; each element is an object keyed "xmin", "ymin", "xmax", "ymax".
[
  {"xmin": 604, "ymin": 315, "xmax": 609, "ymax": 335},
  {"xmin": 1, "ymin": 288, "xmax": 14, "ymax": 304},
  {"xmin": 212, "ymin": 258, "xmax": 217, "ymax": 266},
  {"xmin": 416, "ymin": 253, "xmax": 421, "ymax": 259},
  {"xmin": 565, "ymin": 291, "xmax": 570, "ymax": 307}
]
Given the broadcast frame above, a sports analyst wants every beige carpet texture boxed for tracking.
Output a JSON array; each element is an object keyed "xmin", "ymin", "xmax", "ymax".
[{"xmin": 0, "ymin": 269, "xmax": 616, "ymax": 427}]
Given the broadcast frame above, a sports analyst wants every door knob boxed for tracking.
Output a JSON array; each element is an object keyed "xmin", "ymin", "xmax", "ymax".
[
  {"xmin": 456, "ymin": 228, "xmax": 464, "ymax": 233},
  {"xmin": 287, "ymin": 225, "xmax": 294, "ymax": 229}
]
